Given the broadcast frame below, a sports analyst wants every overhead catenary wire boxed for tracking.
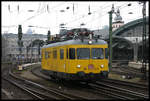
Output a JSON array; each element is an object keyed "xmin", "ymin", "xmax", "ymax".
[
  {"xmin": 40, "ymin": 2, "xmax": 140, "ymax": 30},
  {"xmin": 66, "ymin": 2, "xmax": 141, "ymax": 29},
  {"xmin": 2, "ymin": 2, "xmax": 147, "ymax": 34},
  {"xmin": 65, "ymin": 2, "xmax": 128, "ymax": 26},
  {"xmin": 20, "ymin": 2, "xmax": 67, "ymax": 25},
  {"xmin": 65, "ymin": 3, "xmax": 113, "ymax": 26}
]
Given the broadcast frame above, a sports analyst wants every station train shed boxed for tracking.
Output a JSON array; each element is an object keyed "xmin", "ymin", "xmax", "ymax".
[{"xmin": 105, "ymin": 17, "xmax": 149, "ymax": 62}]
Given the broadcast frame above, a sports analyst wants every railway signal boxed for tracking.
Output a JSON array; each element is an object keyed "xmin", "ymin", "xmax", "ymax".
[
  {"xmin": 18, "ymin": 25, "xmax": 22, "ymax": 40},
  {"xmin": 141, "ymin": 1, "xmax": 147, "ymax": 80},
  {"xmin": 47, "ymin": 30, "xmax": 51, "ymax": 42},
  {"xmin": 108, "ymin": 4, "xmax": 114, "ymax": 72},
  {"xmin": 88, "ymin": 5, "xmax": 91, "ymax": 15},
  {"xmin": 18, "ymin": 25, "xmax": 23, "ymax": 65}
]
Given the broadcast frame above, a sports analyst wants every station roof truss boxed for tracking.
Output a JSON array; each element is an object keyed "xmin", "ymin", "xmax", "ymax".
[{"xmin": 112, "ymin": 16, "xmax": 149, "ymax": 37}]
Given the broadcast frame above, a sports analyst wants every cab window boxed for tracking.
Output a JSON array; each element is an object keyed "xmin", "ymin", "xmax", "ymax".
[
  {"xmin": 91, "ymin": 48, "xmax": 104, "ymax": 59},
  {"xmin": 77, "ymin": 48, "xmax": 90, "ymax": 59}
]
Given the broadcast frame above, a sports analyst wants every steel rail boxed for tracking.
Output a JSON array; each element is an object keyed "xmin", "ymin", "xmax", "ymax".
[
  {"xmin": 119, "ymin": 67, "xmax": 149, "ymax": 77},
  {"xmin": 88, "ymin": 83, "xmax": 135, "ymax": 100},
  {"xmin": 2, "ymin": 77, "xmax": 45, "ymax": 100},
  {"xmin": 3, "ymin": 68, "xmax": 63, "ymax": 100},
  {"xmin": 31, "ymin": 69, "xmax": 134, "ymax": 100},
  {"xmin": 9, "ymin": 68, "xmax": 87, "ymax": 100},
  {"xmin": 9, "ymin": 70, "xmax": 74, "ymax": 100},
  {"xmin": 31, "ymin": 66, "xmax": 91, "ymax": 100},
  {"xmin": 111, "ymin": 70, "xmax": 145, "ymax": 78},
  {"xmin": 99, "ymin": 78, "xmax": 148, "ymax": 89},
  {"xmin": 22, "ymin": 85, "xmax": 60, "ymax": 100},
  {"xmin": 112, "ymin": 66, "xmax": 149, "ymax": 78},
  {"xmin": 31, "ymin": 65, "xmax": 147, "ymax": 100},
  {"xmin": 93, "ymin": 82, "xmax": 149, "ymax": 99}
]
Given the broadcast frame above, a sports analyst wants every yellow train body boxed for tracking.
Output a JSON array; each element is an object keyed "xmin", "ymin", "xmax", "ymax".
[{"xmin": 41, "ymin": 39, "xmax": 109, "ymax": 80}]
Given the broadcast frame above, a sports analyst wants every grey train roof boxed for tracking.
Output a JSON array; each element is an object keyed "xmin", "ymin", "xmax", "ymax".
[{"xmin": 42, "ymin": 39, "xmax": 107, "ymax": 48}]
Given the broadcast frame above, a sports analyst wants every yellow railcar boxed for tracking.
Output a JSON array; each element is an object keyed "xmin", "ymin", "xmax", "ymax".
[{"xmin": 41, "ymin": 39, "xmax": 109, "ymax": 81}]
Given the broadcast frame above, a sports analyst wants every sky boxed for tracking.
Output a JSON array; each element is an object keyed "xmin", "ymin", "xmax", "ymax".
[{"xmin": 2, "ymin": 1, "xmax": 149, "ymax": 35}]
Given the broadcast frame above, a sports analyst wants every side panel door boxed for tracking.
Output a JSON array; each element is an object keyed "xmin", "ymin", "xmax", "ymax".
[{"xmin": 68, "ymin": 47, "xmax": 77, "ymax": 73}]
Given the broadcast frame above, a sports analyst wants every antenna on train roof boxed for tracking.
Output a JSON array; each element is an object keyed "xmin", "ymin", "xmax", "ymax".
[
  {"xmin": 88, "ymin": 32, "xmax": 92, "ymax": 44},
  {"xmin": 81, "ymin": 34, "xmax": 84, "ymax": 42},
  {"xmin": 95, "ymin": 37, "xmax": 98, "ymax": 43}
]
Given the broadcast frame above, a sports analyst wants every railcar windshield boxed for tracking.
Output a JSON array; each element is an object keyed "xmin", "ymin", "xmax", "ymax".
[
  {"xmin": 91, "ymin": 48, "xmax": 104, "ymax": 59},
  {"xmin": 77, "ymin": 48, "xmax": 90, "ymax": 59}
]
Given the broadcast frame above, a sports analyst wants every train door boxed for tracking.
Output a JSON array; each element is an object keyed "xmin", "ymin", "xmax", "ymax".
[{"xmin": 67, "ymin": 47, "xmax": 77, "ymax": 73}]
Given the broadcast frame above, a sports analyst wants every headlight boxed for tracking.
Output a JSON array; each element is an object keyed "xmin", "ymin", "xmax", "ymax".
[
  {"xmin": 101, "ymin": 65, "xmax": 104, "ymax": 68},
  {"xmin": 77, "ymin": 65, "xmax": 81, "ymax": 68}
]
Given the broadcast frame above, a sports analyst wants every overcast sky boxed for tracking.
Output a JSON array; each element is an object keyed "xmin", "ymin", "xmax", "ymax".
[{"xmin": 2, "ymin": 1, "xmax": 149, "ymax": 35}]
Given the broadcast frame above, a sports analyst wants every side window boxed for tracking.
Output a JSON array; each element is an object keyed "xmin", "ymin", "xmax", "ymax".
[
  {"xmin": 45, "ymin": 51, "xmax": 48, "ymax": 59},
  {"xmin": 42, "ymin": 52, "xmax": 44, "ymax": 59},
  {"xmin": 66, "ymin": 48, "xmax": 68, "ymax": 59},
  {"xmin": 53, "ymin": 50, "xmax": 57, "ymax": 59},
  {"xmin": 105, "ymin": 48, "xmax": 108, "ymax": 59},
  {"xmin": 69, "ymin": 48, "xmax": 75, "ymax": 59},
  {"xmin": 60, "ymin": 49, "xmax": 64, "ymax": 59},
  {"xmin": 48, "ymin": 51, "xmax": 50, "ymax": 58}
]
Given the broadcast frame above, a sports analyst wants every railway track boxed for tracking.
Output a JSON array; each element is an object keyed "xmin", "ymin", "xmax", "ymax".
[
  {"xmin": 99, "ymin": 78, "xmax": 148, "ymax": 89},
  {"xmin": 31, "ymin": 66, "xmax": 149, "ymax": 100},
  {"xmin": 2, "ymin": 77, "xmax": 53, "ymax": 100},
  {"xmin": 88, "ymin": 82, "xmax": 148, "ymax": 100},
  {"xmin": 2, "ymin": 64, "xmax": 89, "ymax": 100},
  {"xmin": 31, "ymin": 66, "xmax": 115, "ymax": 99},
  {"xmin": 91, "ymin": 81, "xmax": 148, "ymax": 99},
  {"xmin": 111, "ymin": 66, "xmax": 149, "ymax": 78},
  {"xmin": 2, "ymin": 64, "xmax": 37, "ymax": 99},
  {"xmin": 120, "ymin": 67, "xmax": 149, "ymax": 77},
  {"xmin": 9, "ymin": 68, "xmax": 88, "ymax": 100}
]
